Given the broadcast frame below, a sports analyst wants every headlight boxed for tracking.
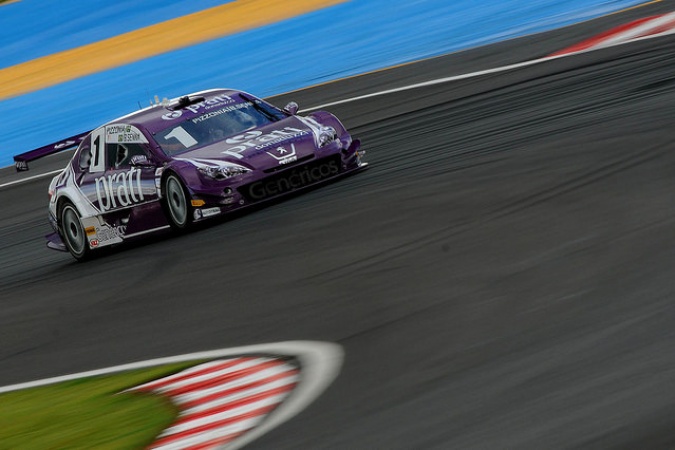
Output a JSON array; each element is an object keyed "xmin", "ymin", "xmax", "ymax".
[
  {"xmin": 318, "ymin": 127, "xmax": 337, "ymax": 147},
  {"xmin": 198, "ymin": 164, "xmax": 250, "ymax": 180}
]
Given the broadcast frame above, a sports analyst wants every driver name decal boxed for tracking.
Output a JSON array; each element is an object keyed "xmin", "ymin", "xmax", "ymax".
[{"xmin": 106, "ymin": 125, "xmax": 149, "ymax": 144}]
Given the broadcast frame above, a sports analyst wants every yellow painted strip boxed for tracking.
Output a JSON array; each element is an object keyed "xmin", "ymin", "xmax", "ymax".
[
  {"xmin": 612, "ymin": 0, "xmax": 662, "ymax": 15},
  {"xmin": 0, "ymin": 0, "xmax": 346, "ymax": 101}
]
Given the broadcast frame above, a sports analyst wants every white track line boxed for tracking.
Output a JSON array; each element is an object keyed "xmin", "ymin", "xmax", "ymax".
[
  {"xmin": 0, "ymin": 168, "xmax": 62, "ymax": 189},
  {"xmin": 301, "ymin": 24, "xmax": 674, "ymax": 112}
]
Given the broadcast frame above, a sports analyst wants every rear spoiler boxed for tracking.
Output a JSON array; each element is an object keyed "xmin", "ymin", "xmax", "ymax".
[{"xmin": 13, "ymin": 130, "xmax": 91, "ymax": 172}]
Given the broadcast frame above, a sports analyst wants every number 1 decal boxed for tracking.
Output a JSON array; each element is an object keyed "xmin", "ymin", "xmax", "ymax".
[{"xmin": 90, "ymin": 128, "xmax": 106, "ymax": 173}]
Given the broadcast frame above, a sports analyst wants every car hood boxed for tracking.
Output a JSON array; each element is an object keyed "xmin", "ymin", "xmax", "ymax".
[{"xmin": 172, "ymin": 116, "xmax": 324, "ymax": 170}]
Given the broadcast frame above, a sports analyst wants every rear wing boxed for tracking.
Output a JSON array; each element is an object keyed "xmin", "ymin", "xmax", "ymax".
[{"xmin": 13, "ymin": 130, "xmax": 91, "ymax": 172}]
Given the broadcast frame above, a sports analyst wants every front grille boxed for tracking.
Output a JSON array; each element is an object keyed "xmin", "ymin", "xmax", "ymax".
[{"xmin": 239, "ymin": 155, "xmax": 341, "ymax": 203}]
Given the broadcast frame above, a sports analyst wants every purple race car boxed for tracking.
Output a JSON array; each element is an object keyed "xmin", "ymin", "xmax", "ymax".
[{"xmin": 17, "ymin": 89, "xmax": 366, "ymax": 260}]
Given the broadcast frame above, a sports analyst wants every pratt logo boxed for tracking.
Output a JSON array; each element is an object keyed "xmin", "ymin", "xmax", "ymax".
[
  {"xmin": 222, "ymin": 127, "xmax": 309, "ymax": 159},
  {"xmin": 95, "ymin": 167, "xmax": 145, "ymax": 211},
  {"xmin": 266, "ymin": 144, "xmax": 298, "ymax": 165},
  {"xmin": 162, "ymin": 110, "xmax": 183, "ymax": 121},
  {"xmin": 182, "ymin": 94, "xmax": 234, "ymax": 114},
  {"xmin": 162, "ymin": 94, "xmax": 235, "ymax": 120}
]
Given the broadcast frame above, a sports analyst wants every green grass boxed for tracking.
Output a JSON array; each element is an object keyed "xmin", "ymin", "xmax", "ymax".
[{"xmin": 0, "ymin": 362, "xmax": 200, "ymax": 449}]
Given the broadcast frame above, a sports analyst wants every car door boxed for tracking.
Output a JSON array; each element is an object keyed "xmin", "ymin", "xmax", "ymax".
[{"xmin": 78, "ymin": 124, "xmax": 158, "ymax": 215}]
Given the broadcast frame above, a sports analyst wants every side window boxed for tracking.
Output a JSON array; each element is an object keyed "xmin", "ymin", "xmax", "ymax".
[
  {"xmin": 103, "ymin": 123, "xmax": 150, "ymax": 168},
  {"xmin": 77, "ymin": 135, "xmax": 92, "ymax": 171},
  {"xmin": 106, "ymin": 143, "xmax": 148, "ymax": 169}
]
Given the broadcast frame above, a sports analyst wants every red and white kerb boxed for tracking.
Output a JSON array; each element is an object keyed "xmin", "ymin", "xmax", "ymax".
[
  {"xmin": 128, "ymin": 356, "xmax": 300, "ymax": 450},
  {"xmin": 551, "ymin": 12, "xmax": 675, "ymax": 57}
]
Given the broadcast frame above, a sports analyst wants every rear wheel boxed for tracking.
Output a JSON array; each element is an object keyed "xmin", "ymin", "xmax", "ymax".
[
  {"xmin": 59, "ymin": 202, "xmax": 90, "ymax": 261},
  {"xmin": 163, "ymin": 173, "xmax": 193, "ymax": 231}
]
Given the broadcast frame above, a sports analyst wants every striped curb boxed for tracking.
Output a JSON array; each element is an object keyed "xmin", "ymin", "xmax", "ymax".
[
  {"xmin": 128, "ymin": 357, "xmax": 301, "ymax": 449},
  {"xmin": 0, "ymin": 341, "xmax": 344, "ymax": 450},
  {"xmin": 550, "ymin": 11, "xmax": 675, "ymax": 56}
]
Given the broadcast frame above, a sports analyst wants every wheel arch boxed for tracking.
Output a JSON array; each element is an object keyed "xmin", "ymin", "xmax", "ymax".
[
  {"xmin": 160, "ymin": 164, "xmax": 198, "ymax": 200},
  {"xmin": 55, "ymin": 194, "xmax": 80, "ymax": 227}
]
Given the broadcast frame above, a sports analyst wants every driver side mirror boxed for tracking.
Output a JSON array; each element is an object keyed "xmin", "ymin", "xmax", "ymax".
[
  {"xmin": 130, "ymin": 155, "xmax": 154, "ymax": 167},
  {"xmin": 284, "ymin": 102, "xmax": 299, "ymax": 115}
]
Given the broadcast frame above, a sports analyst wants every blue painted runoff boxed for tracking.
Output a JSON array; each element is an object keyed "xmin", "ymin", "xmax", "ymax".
[{"xmin": 0, "ymin": 0, "xmax": 646, "ymax": 168}]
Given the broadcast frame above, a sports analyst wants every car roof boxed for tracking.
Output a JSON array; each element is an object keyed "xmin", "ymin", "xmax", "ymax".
[{"xmin": 108, "ymin": 88, "xmax": 255, "ymax": 135}]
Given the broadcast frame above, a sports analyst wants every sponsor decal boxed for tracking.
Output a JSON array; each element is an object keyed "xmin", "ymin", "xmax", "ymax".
[
  {"xmin": 183, "ymin": 94, "xmax": 234, "ymax": 114},
  {"xmin": 266, "ymin": 143, "xmax": 298, "ymax": 165},
  {"xmin": 191, "ymin": 101, "xmax": 252, "ymax": 124},
  {"xmin": 14, "ymin": 160, "xmax": 28, "ymax": 171},
  {"xmin": 161, "ymin": 94, "xmax": 236, "ymax": 121},
  {"xmin": 162, "ymin": 110, "xmax": 183, "ymax": 121},
  {"xmin": 83, "ymin": 221, "xmax": 126, "ymax": 247},
  {"xmin": 107, "ymin": 125, "xmax": 131, "ymax": 135},
  {"xmin": 95, "ymin": 224, "xmax": 126, "ymax": 242},
  {"xmin": 246, "ymin": 158, "xmax": 339, "ymax": 201},
  {"xmin": 222, "ymin": 127, "xmax": 310, "ymax": 159},
  {"xmin": 95, "ymin": 167, "xmax": 145, "ymax": 211},
  {"xmin": 200, "ymin": 207, "xmax": 221, "ymax": 218}
]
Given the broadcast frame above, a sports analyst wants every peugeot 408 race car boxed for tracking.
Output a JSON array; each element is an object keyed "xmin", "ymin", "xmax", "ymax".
[{"xmin": 16, "ymin": 89, "xmax": 366, "ymax": 260}]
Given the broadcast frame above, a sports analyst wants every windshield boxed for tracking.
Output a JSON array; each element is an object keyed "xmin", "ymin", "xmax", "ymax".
[{"xmin": 155, "ymin": 99, "xmax": 286, "ymax": 155}]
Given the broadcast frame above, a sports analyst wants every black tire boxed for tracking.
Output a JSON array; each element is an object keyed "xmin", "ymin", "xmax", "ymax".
[
  {"xmin": 162, "ymin": 173, "xmax": 193, "ymax": 231},
  {"xmin": 59, "ymin": 201, "xmax": 90, "ymax": 261}
]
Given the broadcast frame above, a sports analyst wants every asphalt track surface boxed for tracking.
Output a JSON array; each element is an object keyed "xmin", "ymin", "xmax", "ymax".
[{"xmin": 2, "ymin": 2, "xmax": 675, "ymax": 448}]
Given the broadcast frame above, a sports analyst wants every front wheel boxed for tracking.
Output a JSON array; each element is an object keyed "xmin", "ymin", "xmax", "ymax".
[
  {"xmin": 59, "ymin": 202, "xmax": 90, "ymax": 261},
  {"xmin": 162, "ymin": 173, "xmax": 193, "ymax": 231}
]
